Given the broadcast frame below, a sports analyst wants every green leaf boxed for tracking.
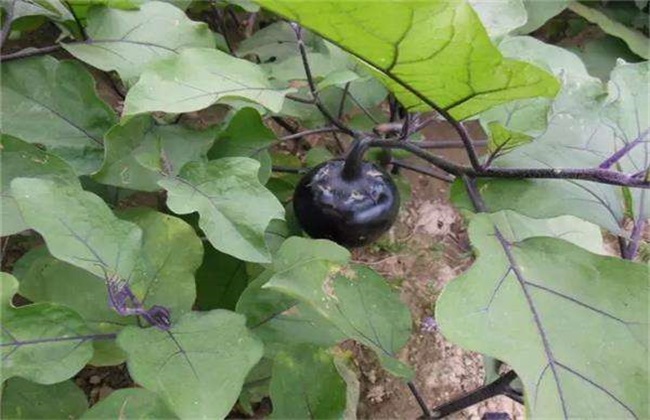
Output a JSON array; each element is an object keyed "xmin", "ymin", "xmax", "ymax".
[
  {"xmin": 265, "ymin": 238, "xmax": 413, "ymax": 377},
  {"xmin": 10, "ymin": 178, "xmax": 142, "ymax": 279},
  {"xmin": 123, "ymin": 48, "xmax": 292, "ymax": 116},
  {"xmin": 93, "ymin": 116, "xmax": 217, "ymax": 191},
  {"xmin": 269, "ymin": 345, "xmax": 347, "ymax": 419},
  {"xmin": 1, "ymin": 0, "xmax": 74, "ymax": 22},
  {"xmin": 13, "ymin": 209, "xmax": 202, "ymax": 365},
  {"xmin": 159, "ymin": 158, "xmax": 285, "ymax": 263},
  {"xmin": 81, "ymin": 388, "xmax": 177, "ymax": 419},
  {"xmin": 568, "ymin": 2, "xmax": 649, "ymax": 60},
  {"xmin": 469, "ymin": 0, "xmax": 527, "ymax": 39},
  {"xmin": 62, "ymin": 1, "xmax": 215, "ymax": 84},
  {"xmin": 237, "ymin": 270, "xmax": 345, "ymax": 355},
  {"xmin": 208, "ymin": 108, "xmax": 276, "ymax": 184},
  {"xmin": 1, "ymin": 273, "xmax": 96, "ymax": 384},
  {"xmin": 436, "ymin": 213, "xmax": 649, "ymax": 418},
  {"xmin": 317, "ymin": 69, "xmax": 360, "ymax": 91},
  {"xmin": 239, "ymin": 358, "xmax": 272, "ymax": 415},
  {"xmin": 0, "ymin": 135, "xmax": 80, "ymax": 236},
  {"xmin": 256, "ymin": 0, "xmax": 560, "ymax": 120},
  {"xmin": 13, "ymin": 247, "xmax": 129, "ymax": 366},
  {"xmin": 195, "ymin": 244, "xmax": 249, "ymax": 311},
  {"xmin": 118, "ymin": 310, "xmax": 263, "ymax": 419},
  {"xmin": 1, "ymin": 56, "xmax": 117, "ymax": 174},
  {"xmin": 486, "ymin": 121, "xmax": 533, "ymax": 153},
  {"xmin": 1, "ymin": 377, "xmax": 88, "ymax": 420}
]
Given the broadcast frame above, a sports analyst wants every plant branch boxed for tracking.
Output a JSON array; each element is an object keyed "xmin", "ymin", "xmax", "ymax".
[
  {"xmin": 417, "ymin": 139, "xmax": 487, "ymax": 150},
  {"xmin": 391, "ymin": 159, "xmax": 455, "ymax": 183},
  {"xmin": 422, "ymin": 370, "xmax": 519, "ymax": 419},
  {"xmin": 272, "ymin": 165, "xmax": 310, "ymax": 174},
  {"xmin": 599, "ymin": 129, "xmax": 649, "ymax": 169},
  {"xmin": 279, "ymin": 126, "xmax": 341, "ymax": 142},
  {"xmin": 0, "ymin": 0, "xmax": 17, "ymax": 50},
  {"xmin": 291, "ymin": 23, "xmax": 356, "ymax": 137},
  {"xmin": 1, "ymin": 44, "xmax": 62, "ymax": 61}
]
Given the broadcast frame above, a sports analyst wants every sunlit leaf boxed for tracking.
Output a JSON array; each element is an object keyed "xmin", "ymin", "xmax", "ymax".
[{"xmin": 256, "ymin": 0, "xmax": 560, "ymax": 120}]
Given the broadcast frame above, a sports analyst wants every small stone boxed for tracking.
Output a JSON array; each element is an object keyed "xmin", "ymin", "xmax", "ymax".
[{"xmin": 89, "ymin": 375, "xmax": 101, "ymax": 385}]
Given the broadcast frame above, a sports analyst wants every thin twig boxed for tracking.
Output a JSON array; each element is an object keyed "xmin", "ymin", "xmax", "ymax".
[
  {"xmin": 338, "ymin": 81, "xmax": 351, "ymax": 120},
  {"xmin": 392, "ymin": 159, "xmax": 455, "ymax": 183},
  {"xmin": 1, "ymin": 44, "xmax": 62, "ymax": 61},
  {"xmin": 417, "ymin": 139, "xmax": 488, "ymax": 150},
  {"xmin": 272, "ymin": 165, "xmax": 310, "ymax": 174},
  {"xmin": 408, "ymin": 381, "xmax": 432, "ymax": 419},
  {"xmin": 0, "ymin": 0, "xmax": 17, "ymax": 50},
  {"xmin": 285, "ymin": 93, "xmax": 315, "ymax": 104},
  {"xmin": 291, "ymin": 23, "xmax": 356, "ymax": 137},
  {"xmin": 279, "ymin": 126, "xmax": 340, "ymax": 142}
]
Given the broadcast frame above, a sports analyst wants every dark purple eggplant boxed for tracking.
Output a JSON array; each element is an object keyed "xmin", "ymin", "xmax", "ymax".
[{"xmin": 293, "ymin": 140, "xmax": 399, "ymax": 247}]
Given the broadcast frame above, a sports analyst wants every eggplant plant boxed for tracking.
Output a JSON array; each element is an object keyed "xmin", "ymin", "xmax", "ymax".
[{"xmin": 0, "ymin": 0, "xmax": 648, "ymax": 419}]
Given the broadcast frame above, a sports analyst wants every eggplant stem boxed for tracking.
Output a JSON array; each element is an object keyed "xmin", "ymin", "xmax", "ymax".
[{"xmin": 342, "ymin": 137, "xmax": 371, "ymax": 181}]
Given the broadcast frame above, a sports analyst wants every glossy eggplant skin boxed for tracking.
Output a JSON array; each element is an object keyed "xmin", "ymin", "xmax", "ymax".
[{"xmin": 293, "ymin": 159, "xmax": 400, "ymax": 247}]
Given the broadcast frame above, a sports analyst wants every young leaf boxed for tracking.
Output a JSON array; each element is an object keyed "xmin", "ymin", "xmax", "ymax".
[
  {"xmin": 0, "ymin": 135, "xmax": 80, "ymax": 236},
  {"xmin": 0, "ymin": 272, "xmax": 98, "ymax": 384},
  {"xmin": 62, "ymin": 1, "xmax": 215, "ymax": 84},
  {"xmin": 486, "ymin": 121, "xmax": 533, "ymax": 154},
  {"xmin": 256, "ymin": 0, "xmax": 560, "ymax": 120},
  {"xmin": 1, "ymin": 377, "xmax": 88, "ymax": 420},
  {"xmin": 93, "ymin": 116, "xmax": 218, "ymax": 192},
  {"xmin": 123, "ymin": 48, "xmax": 292, "ymax": 116},
  {"xmin": 269, "ymin": 345, "xmax": 347, "ymax": 419},
  {"xmin": 264, "ymin": 238, "xmax": 413, "ymax": 377},
  {"xmin": 208, "ymin": 108, "xmax": 276, "ymax": 184},
  {"xmin": 1, "ymin": 56, "xmax": 117, "ymax": 174},
  {"xmin": 118, "ymin": 310, "xmax": 263, "ymax": 419},
  {"xmin": 159, "ymin": 158, "xmax": 285, "ymax": 263},
  {"xmin": 81, "ymin": 388, "xmax": 177, "ymax": 419},
  {"xmin": 436, "ymin": 214, "xmax": 649, "ymax": 418},
  {"xmin": 10, "ymin": 179, "xmax": 142, "ymax": 279}
]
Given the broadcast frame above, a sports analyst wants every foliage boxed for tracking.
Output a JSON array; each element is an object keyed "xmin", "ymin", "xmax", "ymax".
[{"xmin": 0, "ymin": 0, "xmax": 647, "ymax": 419}]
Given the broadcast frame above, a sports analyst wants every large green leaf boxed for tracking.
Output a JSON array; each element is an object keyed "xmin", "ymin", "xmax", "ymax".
[
  {"xmin": 62, "ymin": 1, "xmax": 215, "ymax": 84},
  {"xmin": 208, "ymin": 108, "xmax": 276, "ymax": 184},
  {"xmin": 0, "ymin": 273, "xmax": 96, "ymax": 384},
  {"xmin": 0, "ymin": 135, "xmax": 80, "ymax": 236},
  {"xmin": 81, "ymin": 388, "xmax": 177, "ymax": 419},
  {"xmin": 436, "ymin": 214, "xmax": 648, "ymax": 418},
  {"xmin": 264, "ymin": 237, "xmax": 413, "ymax": 377},
  {"xmin": 269, "ymin": 345, "xmax": 347, "ymax": 419},
  {"xmin": 256, "ymin": 0, "xmax": 559, "ymax": 120},
  {"xmin": 123, "ymin": 48, "xmax": 292, "ymax": 116},
  {"xmin": 94, "ymin": 116, "xmax": 217, "ymax": 191},
  {"xmin": 0, "ymin": 57, "xmax": 117, "ymax": 175},
  {"xmin": 10, "ymin": 179, "xmax": 142, "ymax": 279},
  {"xmin": 13, "ymin": 209, "xmax": 202, "ymax": 365},
  {"xmin": 118, "ymin": 310, "xmax": 263, "ymax": 419},
  {"xmin": 159, "ymin": 158, "xmax": 284, "ymax": 263},
  {"xmin": 1, "ymin": 377, "xmax": 88, "ymax": 420}
]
